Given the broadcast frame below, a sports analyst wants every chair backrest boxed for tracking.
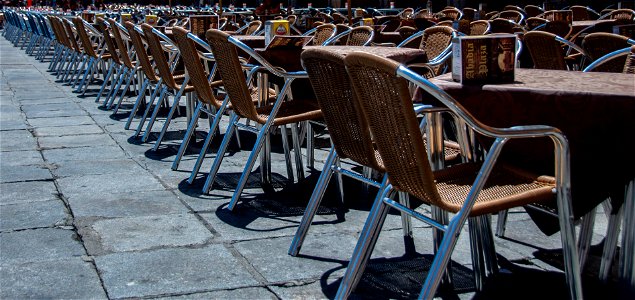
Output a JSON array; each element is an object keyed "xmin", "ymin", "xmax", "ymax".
[
  {"xmin": 205, "ymin": 29, "xmax": 259, "ymax": 121},
  {"xmin": 499, "ymin": 10, "xmax": 524, "ymax": 24},
  {"xmin": 435, "ymin": 20, "xmax": 454, "ymax": 27},
  {"xmin": 524, "ymin": 5, "xmax": 545, "ymax": 18},
  {"xmin": 346, "ymin": 26, "xmax": 374, "ymax": 46},
  {"xmin": 108, "ymin": 19, "xmax": 134, "ymax": 68},
  {"xmin": 312, "ymin": 23, "xmax": 336, "ymax": 45},
  {"xmin": 124, "ymin": 22, "xmax": 158, "ymax": 82},
  {"xmin": 172, "ymin": 26, "xmax": 219, "ymax": 107},
  {"xmin": 461, "ymin": 8, "xmax": 477, "ymax": 21},
  {"xmin": 420, "ymin": 26, "xmax": 454, "ymax": 59},
  {"xmin": 48, "ymin": 16, "xmax": 70, "ymax": 48},
  {"xmin": 525, "ymin": 17, "xmax": 547, "ymax": 30},
  {"xmin": 62, "ymin": 18, "xmax": 81, "ymax": 52},
  {"xmin": 398, "ymin": 7, "xmax": 414, "ymax": 19},
  {"xmin": 72, "ymin": 17, "xmax": 97, "ymax": 58},
  {"xmin": 523, "ymin": 31, "xmax": 568, "ymax": 70},
  {"xmin": 583, "ymin": 32, "xmax": 632, "ymax": 72},
  {"xmin": 245, "ymin": 20, "xmax": 262, "ymax": 35},
  {"xmin": 396, "ymin": 26, "xmax": 417, "ymax": 39},
  {"xmin": 440, "ymin": 8, "xmax": 462, "ymax": 21},
  {"xmin": 469, "ymin": 20, "xmax": 490, "ymax": 35},
  {"xmin": 96, "ymin": 17, "xmax": 121, "ymax": 65},
  {"xmin": 543, "ymin": 20, "xmax": 572, "ymax": 39},
  {"xmin": 343, "ymin": 52, "xmax": 442, "ymax": 207},
  {"xmin": 484, "ymin": 11, "xmax": 500, "ymax": 20},
  {"xmin": 141, "ymin": 24, "xmax": 179, "ymax": 89},
  {"xmin": 571, "ymin": 6, "xmax": 593, "ymax": 21},
  {"xmin": 608, "ymin": 9, "xmax": 635, "ymax": 20},
  {"xmin": 489, "ymin": 18, "xmax": 518, "ymax": 33},
  {"xmin": 300, "ymin": 48, "xmax": 381, "ymax": 170},
  {"xmin": 503, "ymin": 5, "xmax": 527, "ymax": 17}
]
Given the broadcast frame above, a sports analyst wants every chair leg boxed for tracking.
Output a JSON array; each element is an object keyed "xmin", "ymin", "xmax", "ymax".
[
  {"xmin": 280, "ymin": 125, "xmax": 295, "ymax": 183},
  {"xmin": 105, "ymin": 66, "xmax": 127, "ymax": 109},
  {"xmin": 290, "ymin": 123, "xmax": 305, "ymax": 181},
  {"xmin": 335, "ymin": 180, "xmax": 392, "ymax": 299},
  {"xmin": 226, "ymin": 122, "xmax": 275, "ymax": 210},
  {"xmin": 578, "ymin": 207, "xmax": 597, "ymax": 269},
  {"xmin": 599, "ymin": 199, "xmax": 623, "ymax": 281},
  {"xmin": 124, "ymin": 78, "xmax": 149, "ymax": 130},
  {"xmin": 289, "ymin": 147, "xmax": 337, "ymax": 256},
  {"xmin": 495, "ymin": 209, "xmax": 509, "ymax": 237},
  {"xmin": 619, "ymin": 180, "xmax": 635, "ymax": 286},
  {"xmin": 152, "ymin": 85, "xmax": 187, "ymax": 150},
  {"xmin": 172, "ymin": 102, "xmax": 204, "ymax": 171},
  {"xmin": 113, "ymin": 68, "xmax": 136, "ymax": 113},
  {"xmin": 201, "ymin": 113, "xmax": 239, "ymax": 191},
  {"xmin": 137, "ymin": 86, "xmax": 167, "ymax": 139},
  {"xmin": 184, "ymin": 98, "xmax": 229, "ymax": 180},
  {"xmin": 469, "ymin": 217, "xmax": 487, "ymax": 291},
  {"xmin": 397, "ymin": 192, "xmax": 414, "ymax": 245},
  {"xmin": 306, "ymin": 121, "xmax": 315, "ymax": 169},
  {"xmin": 74, "ymin": 57, "xmax": 94, "ymax": 93}
]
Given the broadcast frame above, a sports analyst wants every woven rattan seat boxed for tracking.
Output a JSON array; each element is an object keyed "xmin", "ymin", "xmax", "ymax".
[
  {"xmin": 336, "ymin": 51, "xmax": 582, "ymax": 300},
  {"xmin": 346, "ymin": 26, "xmax": 375, "ymax": 46}
]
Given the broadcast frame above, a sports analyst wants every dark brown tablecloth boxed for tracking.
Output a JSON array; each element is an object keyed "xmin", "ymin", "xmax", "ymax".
[{"xmin": 427, "ymin": 69, "xmax": 635, "ymax": 219}]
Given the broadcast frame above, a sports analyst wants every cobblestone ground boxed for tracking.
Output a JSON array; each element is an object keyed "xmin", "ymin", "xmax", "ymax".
[{"xmin": 0, "ymin": 31, "xmax": 627, "ymax": 299}]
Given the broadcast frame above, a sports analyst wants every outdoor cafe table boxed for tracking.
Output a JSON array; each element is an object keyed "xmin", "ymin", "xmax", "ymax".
[
  {"xmin": 425, "ymin": 69, "xmax": 635, "ymax": 220},
  {"xmin": 254, "ymin": 45, "xmax": 427, "ymax": 100}
]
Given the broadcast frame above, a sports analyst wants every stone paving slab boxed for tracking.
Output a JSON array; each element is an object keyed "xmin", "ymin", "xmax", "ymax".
[
  {"xmin": 38, "ymin": 133, "xmax": 117, "ymax": 149},
  {"xmin": 0, "ymin": 228, "xmax": 85, "ymax": 265},
  {"xmin": 0, "ymin": 150, "xmax": 44, "ymax": 166},
  {"xmin": 68, "ymin": 190, "xmax": 190, "ymax": 219},
  {"xmin": 0, "ymin": 163, "xmax": 53, "ymax": 183},
  {"xmin": 0, "ymin": 258, "xmax": 108, "ymax": 299},
  {"xmin": 0, "ymin": 180, "xmax": 59, "ymax": 205},
  {"xmin": 0, "ymin": 199, "xmax": 69, "ymax": 231},
  {"xmin": 79, "ymin": 213, "xmax": 214, "ymax": 255},
  {"xmin": 56, "ymin": 172, "xmax": 166, "ymax": 197},
  {"xmin": 42, "ymin": 145, "xmax": 128, "ymax": 163},
  {"xmin": 0, "ymin": 129, "xmax": 38, "ymax": 151},
  {"xmin": 33, "ymin": 124, "xmax": 104, "ymax": 137},
  {"xmin": 94, "ymin": 245, "xmax": 260, "ymax": 299}
]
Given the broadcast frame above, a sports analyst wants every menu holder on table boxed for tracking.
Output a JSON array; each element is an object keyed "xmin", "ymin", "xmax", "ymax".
[
  {"xmin": 265, "ymin": 35, "xmax": 313, "ymax": 50},
  {"xmin": 264, "ymin": 20, "xmax": 290, "ymax": 46},
  {"xmin": 451, "ymin": 34, "xmax": 516, "ymax": 84},
  {"xmin": 145, "ymin": 15, "xmax": 158, "ymax": 26},
  {"xmin": 189, "ymin": 15, "xmax": 220, "ymax": 36}
]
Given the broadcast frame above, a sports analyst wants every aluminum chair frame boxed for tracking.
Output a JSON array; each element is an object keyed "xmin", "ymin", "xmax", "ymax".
[
  {"xmin": 202, "ymin": 31, "xmax": 318, "ymax": 211},
  {"xmin": 335, "ymin": 53, "xmax": 582, "ymax": 300}
]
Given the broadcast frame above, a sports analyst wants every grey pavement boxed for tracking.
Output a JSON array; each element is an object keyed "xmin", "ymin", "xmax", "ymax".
[{"xmin": 0, "ymin": 33, "xmax": 625, "ymax": 300}]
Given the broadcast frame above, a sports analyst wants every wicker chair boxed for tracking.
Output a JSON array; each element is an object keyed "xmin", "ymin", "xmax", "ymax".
[
  {"xmin": 122, "ymin": 21, "xmax": 162, "ymax": 131},
  {"xmin": 94, "ymin": 18, "xmax": 123, "ymax": 105},
  {"xmin": 289, "ymin": 48, "xmax": 461, "ymax": 257},
  {"xmin": 543, "ymin": 20, "xmax": 573, "ymax": 39},
  {"xmin": 106, "ymin": 19, "xmax": 139, "ymax": 113},
  {"xmin": 583, "ymin": 46, "xmax": 634, "ymax": 72},
  {"xmin": 70, "ymin": 17, "xmax": 104, "ymax": 94},
  {"xmin": 582, "ymin": 33, "xmax": 635, "ymax": 72},
  {"xmin": 503, "ymin": 5, "xmax": 527, "ymax": 17},
  {"xmin": 525, "ymin": 17, "xmax": 548, "ymax": 30},
  {"xmin": 489, "ymin": 18, "xmax": 519, "ymax": 33},
  {"xmin": 461, "ymin": 7, "xmax": 477, "ymax": 21},
  {"xmin": 203, "ymin": 29, "xmax": 323, "ymax": 207},
  {"xmin": 524, "ymin": 31, "xmax": 587, "ymax": 70},
  {"xmin": 469, "ymin": 20, "xmax": 490, "ymax": 35},
  {"xmin": 439, "ymin": 7, "xmax": 462, "ymax": 21},
  {"xmin": 524, "ymin": 5, "xmax": 545, "ymax": 18},
  {"xmin": 139, "ymin": 24, "xmax": 195, "ymax": 149},
  {"xmin": 484, "ymin": 11, "xmax": 500, "ymax": 20},
  {"xmin": 399, "ymin": 7, "xmax": 415, "ymax": 19},
  {"xmin": 60, "ymin": 19, "xmax": 83, "ymax": 83},
  {"xmin": 47, "ymin": 16, "xmax": 75, "ymax": 77},
  {"xmin": 498, "ymin": 10, "xmax": 524, "ymax": 24},
  {"xmin": 570, "ymin": 5, "xmax": 600, "ymax": 21},
  {"xmin": 325, "ymin": 25, "xmax": 374, "ymax": 46},
  {"xmin": 600, "ymin": 8, "xmax": 635, "ymax": 20},
  {"xmin": 311, "ymin": 23, "xmax": 336, "ymax": 45},
  {"xmin": 336, "ymin": 51, "xmax": 582, "ymax": 300},
  {"xmin": 413, "ymin": 26, "xmax": 456, "ymax": 75}
]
